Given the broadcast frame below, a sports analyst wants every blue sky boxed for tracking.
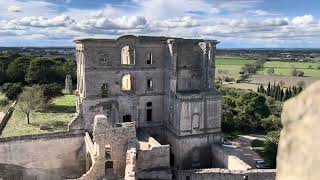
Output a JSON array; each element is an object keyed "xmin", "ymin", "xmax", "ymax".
[{"xmin": 1, "ymin": 0, "xmax": 320, "ymax": 48}]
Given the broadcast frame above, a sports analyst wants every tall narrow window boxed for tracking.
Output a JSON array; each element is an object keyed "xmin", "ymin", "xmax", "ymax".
[
  {"xmin": 147, "ymin": 79, "xmax": 153, "ymax": 90},
  {"xmin": 146, "ymin": 102, "xmax": 152, "ymax": 121},
  {"xmin": 121, "ymin": 46, "xmax": 135, "ymax": 65},
  {"xmin": 101, "ymin": 83, "xmax": 108, "ymax": 97},
  {"xmin": 146, "ymin": 52, "xmax": 152, "ymax": 64},
  {"xmin": 122, "ymin": 74, "xmax": 134, "ymax": 91}
]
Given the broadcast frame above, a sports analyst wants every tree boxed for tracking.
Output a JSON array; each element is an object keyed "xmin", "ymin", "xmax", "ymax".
[
  {"xmin": 267, "ymin": 68, "xmax": 275, "ymax": 75},
  {"xmin": 41, "ymin": 83, "xmax": 63, "ymax": 103},
  {"xmin": 26, "ymin": 57, "xmax": 61, "ymax": 84},
  {"xmin": 264, "ymin": 130, "xmax": 280, "ymax": 167},
  {"xmin": 261, "ymin": 115, "xmax": 282, "ymax": 131},
  {"xmin": 6, "ymin": 57, "xmax": 31, "ymax": 83},
  {"xmin": 236, "ymin": 92, "xmax": 270, "ymax": 119},
  {"xmin": 0, "ymin": 83, "xmax": 23, "ymax": 100},
  {"xmin": 266, "ymin": 82, "xmax": 271, "ymax": 96},
  {"xmin": 0, "ymin": 56, "xmax": 11, "ymax": 84},
  {"xmin": 17, "ymin": 85, "xmax": 45, "ymax": 124}
]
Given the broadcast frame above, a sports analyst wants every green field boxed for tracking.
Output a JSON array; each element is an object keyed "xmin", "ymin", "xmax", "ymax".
[
  {"xmin": 258, "ymin": 67, "xmax": 320, "ymax": 77},
  {"xmin": 216, "ymin": 58, "xmax": 256, "ymax": 79},
  {"xmin": 263, "ymin": 61, "xmax": 320, "ymax": 69},
  {"xmin": 216, "ymin": 58, "xmax": 256, "ymax": 65},
  {"xmin": 1, "ymin": 95, "xmax": 77, "ymax": 137}
]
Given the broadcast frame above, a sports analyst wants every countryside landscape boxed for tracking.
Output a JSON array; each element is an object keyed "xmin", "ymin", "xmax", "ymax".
[{"xmin": 0, "ymin": 0, "xmax": 319, "ymax": 179}]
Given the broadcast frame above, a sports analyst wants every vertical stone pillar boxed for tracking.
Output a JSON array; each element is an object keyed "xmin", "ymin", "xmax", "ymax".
[{"xmin": 65, "ymin": 74, "xmax": 73, "ymax": 94}]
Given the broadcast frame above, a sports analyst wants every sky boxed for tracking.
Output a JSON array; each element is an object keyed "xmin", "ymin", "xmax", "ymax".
[{"xmin": 1, "ymin": 0, "xmax": 320, "ymax": 48}]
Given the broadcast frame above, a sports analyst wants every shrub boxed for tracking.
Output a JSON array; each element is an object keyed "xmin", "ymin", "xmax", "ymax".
[
  {"xmin": 0, "ymin": 98, "xmax": 9, "ymax": 107},
  {"xmin": 264, "ymin": 131, "xmax": 280, "ymax": 167},
  {"xmin": 41, "ymin": 83, "xmax": 63, "ymax": 102},
  {"xmin": 267, "ymin": 68, "xmax": 275, "ymax": 75},
  {"xmin": 0, "ymin": 83, "xmax": 23, "ymax": 100}
]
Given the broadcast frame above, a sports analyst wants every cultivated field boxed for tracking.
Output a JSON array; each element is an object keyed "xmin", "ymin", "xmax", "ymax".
[
  {"xmin": 216, "ymin": 57, "xmax": 256, "ymax": 79},
  {"xmin": 1, "ymin": 95, "xmax": 76, "ymax": 137},
  {"xmin": 258, "ymin": 61, "xmax": 320, "ymax": 77}
]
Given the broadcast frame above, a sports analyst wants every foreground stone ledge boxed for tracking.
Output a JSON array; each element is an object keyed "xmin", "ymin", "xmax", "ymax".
[{"xmin": 277, "ymin": 81, "xmax": 320, "ymax": 180}]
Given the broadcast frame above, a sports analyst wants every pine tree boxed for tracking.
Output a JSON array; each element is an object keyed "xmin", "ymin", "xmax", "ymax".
[
  {"xmin": 280, "ymin": 89, "xmax": 284, "ymax": 101},
  {"xmin": 266, "ymin": 82, "xmax": 271, "ymax": 96},
  {"xmin": 283, "ymin": 88, "xmax": 289, "ymax": 101}
]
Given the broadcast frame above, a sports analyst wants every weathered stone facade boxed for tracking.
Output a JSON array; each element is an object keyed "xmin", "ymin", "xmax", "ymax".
[{"xmin": 74, "ymin": 35, "xmax": 222, "ymax": 174}]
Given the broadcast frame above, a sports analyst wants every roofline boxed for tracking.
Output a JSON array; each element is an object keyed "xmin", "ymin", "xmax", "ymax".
[{"xmin": 74, "ymin": 35, "xmax": 219, "ymax": 44}]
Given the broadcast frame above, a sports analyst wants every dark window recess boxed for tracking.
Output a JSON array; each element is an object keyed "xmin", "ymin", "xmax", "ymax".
[
  {"xmin": 186, "ymin": 176, "xmax": 190, "ymax": 180},
  {"xmin": 146, "ymin": 102, "xmax": 152, "ymax": 121},
  {"xmin": 101, "ymin": 83, "xmax": 108, "ymax": 97},
  {"xmin": 105, "ymin": 161, "xmax": 113, "ymax": 169},
  {"xmin": 147, "ymin": 79, "xmax": 153, "ymax": 89},
  {"xmin": 146, "ymin": 52, "xmax": 152, "ymax": 64},
  {"xmin": 123, "ymin": 115, "xmax": 132, "ymax": 122}
]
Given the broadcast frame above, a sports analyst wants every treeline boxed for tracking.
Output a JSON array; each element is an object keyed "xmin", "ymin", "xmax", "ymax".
[
  {"xmin": 0, "ymin": 53, "xmax": 76, "ymax": 101},
  {"xmin": 238, "ymin": 59, "xmax": 266, "ymax": 81},
  {"xmin": 257, "ymin": 82, "xmax": 304, "ymax": 102},
  {"xmin": 216, "ymin": 84, "xmax": 282, "ymax": 133}
]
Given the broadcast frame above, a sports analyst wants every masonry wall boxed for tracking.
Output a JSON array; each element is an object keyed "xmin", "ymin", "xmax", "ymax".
[
  {"xmin": 165, "ymin": 130, "xmax": 221, "ymax": 170},
  {"xmin": 178, "ymin": 168, "xmax": 276, "ymax": 180},
  {"xmin": 0, "ymin": 132, "xmax": 86, "ymax": 179}
]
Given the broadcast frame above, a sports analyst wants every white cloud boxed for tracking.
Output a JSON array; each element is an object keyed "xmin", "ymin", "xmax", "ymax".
[
  {"xmin": 8, "ymin": 5, "xmax": 22, "ymax": 12},
  {"xmin": 291, "ymin": 15, "xmax": 315, "ymax": 25}
]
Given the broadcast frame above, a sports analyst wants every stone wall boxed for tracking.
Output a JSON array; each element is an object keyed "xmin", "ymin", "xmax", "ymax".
[
  {"xmin": 178, "ymin": 168, "xmax": 276, "ymax": 180},
  {"xmin": 277, "ymin": 81, "xmax": 320, "ymax": 180},
  {"xmin": 0, "ymin": 132, "xmax": 86, "ymax": 179},
  {"xmin": 211, "ymin": 144, "xmax": 251, "ymax": 170},
  {"xmin": 125, "ymin": 138, "xmax": 137, "ymax": 180}
]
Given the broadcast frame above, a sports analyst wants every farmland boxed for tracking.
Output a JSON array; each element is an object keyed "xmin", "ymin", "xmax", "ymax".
[
  {"xmin": 215, "ymin": 57, "xmax": 320, "ymax": 91},
  {"xmin": 257, "ymin": 61, "xmax": 320, "ymax": 77},
  {"xmin": 216, "ymin": 57, "xmax": 256, "ymax": 79}
]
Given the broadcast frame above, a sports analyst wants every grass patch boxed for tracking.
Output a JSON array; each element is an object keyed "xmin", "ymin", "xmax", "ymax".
[
  {"xmin": 1, "ymin": 95, "xmax": 77, "ymax": 137},
  {"xmin": 258, "ymin": 67, "xmax": 320, "ymax": 77},
  {"xmin": 216, "ymin": 58, "xmax": 256, "ymax": 65},
  {"xmin": 264, "ymin": 61, "xmax": 319, "ymax": 69}
]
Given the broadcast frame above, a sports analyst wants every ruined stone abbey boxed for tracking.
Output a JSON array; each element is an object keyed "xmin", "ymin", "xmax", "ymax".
[{"xmin": 0, "ymin": 35, "xmax": 276, "ymax": 180}]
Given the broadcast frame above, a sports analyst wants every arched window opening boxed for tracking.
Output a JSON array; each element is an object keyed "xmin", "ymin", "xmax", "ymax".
[
  {"xmin": 146, "ymin": 52, "xmax": 152, "ymax": 64},
  {"xmin": 122, "ymin": 74, "xmax": 134, "ymax": 91},
  {"xmin": 146, "ymin": 102, "xmax": 152, "ymax": 122},
  {"xmin": 147, "ymin": 79, "xmax": 153, "ymax": 90},
  {"xmin": 123, "ymin": 115, "xmax": 132, "ymax": 122},
  {"xmin": 121, "ymin": 46, "xmax": 135, "ymax": 65}
]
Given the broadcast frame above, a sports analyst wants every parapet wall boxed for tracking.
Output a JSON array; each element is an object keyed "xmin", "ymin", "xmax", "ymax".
[
  {"xmin": 0, "ymin": 131, "xmax": 86, "ymax": 179},
  {"xmin": 178, "ymin": 168, "xmax": 276, "ymax": 180}
]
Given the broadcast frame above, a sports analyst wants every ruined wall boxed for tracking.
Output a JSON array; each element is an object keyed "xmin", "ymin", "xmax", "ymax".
[
  {"xmin": 0, "ymin": 132, "xmax": 86, "ymax": 179},
  {"xmin": 178, "ymin": 168, "xmax": 276, "ymax": 180},
  {"xmin": 165, "ymin": 130, "xmax": 221, "ymax": 170},
  {"xmin": 211, "ymin": 144, "xmax": 251, "ymax": 170},
  {"xmin": 277, "ymin": 81, "xmax": 320, "ymax": 180}
]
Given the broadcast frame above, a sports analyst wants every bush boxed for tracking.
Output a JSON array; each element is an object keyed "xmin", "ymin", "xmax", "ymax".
[
  {"xmin": 0, "ymin": 98, "xmax": 9, "ymax": 107},
  {"xmin": 264, "ymin": 131, "xmax": 280, "ymax": 167},
  {"xmin": 261, "ymin": 115, "xmax": 282, "ymax": 131},
  {"xmin": 267, "ymin": 68, "xmax": 275, "ymax": 75},
  {"xmin": 41, "ymin": 83, "xmax": 63, "ymax": 102},
  {"xmin": 0, "ymin": 83, "xmax": 23, "ymax": 100}
]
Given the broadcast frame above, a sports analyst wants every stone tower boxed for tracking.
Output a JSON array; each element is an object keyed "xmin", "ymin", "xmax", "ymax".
[{"xmin": 164, "ymin": 39, "xmax": 222, "ymax": 170}]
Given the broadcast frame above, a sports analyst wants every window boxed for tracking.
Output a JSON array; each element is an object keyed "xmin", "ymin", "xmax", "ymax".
[
  {"xmin": 147, "ymin": 79, "xmax": 153, "ymax": 90},
  {"xmin": 123, "ymin": 115, "xmax": 132, "ymax": 122},
  {"xmin": 146, "ymin": 102, "xmax": 152, "ymax": 121},
  {"xmin": 99, "ymin": 54, "xmax": 108, "ymax": 64},
  {"xmin": 101, "ymin": 83, "xmax": 108, "ymax": 97},
  {"xmin": 121, "ymin": 46, "xmax": 135, "ymax": 65},
  {"xmin": 122, "ymin": 74, "xmax": 134, "ymax": 91},
  {"xmin": 186, "ymin": 176, "xmax": 190, "ymax": 180},
  {"xmin": 146, "ymin": 52, "xmax": 152, "ymax": 64}
]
